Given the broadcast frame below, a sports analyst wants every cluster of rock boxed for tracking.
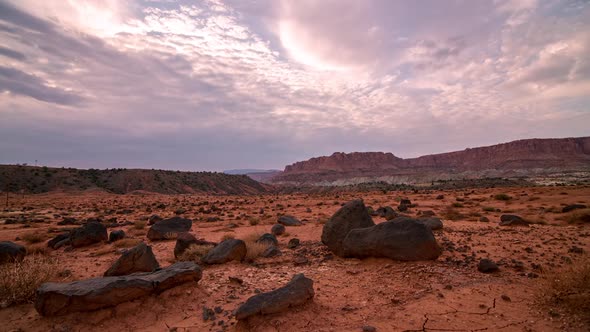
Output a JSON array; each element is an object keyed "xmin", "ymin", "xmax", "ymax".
[{"xmin": 322, "ymin": 200, "xmax": 441, "ymax": 261}]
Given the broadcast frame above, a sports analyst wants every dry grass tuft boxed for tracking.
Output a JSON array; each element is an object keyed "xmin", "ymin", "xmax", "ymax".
[
  {"xmin": 540, "ymin": 258, "xmax": 590, "ymax": 321},
  {"xmin": 221, "ymin": 233, "xmax": 235, "ymax": 241},
  {"xmin": 134, "ymin": 220, "xmax": 147, "ymax": 230},
  {"xmin": 0, "ymin": 255, "xmax": 59, "ymax": 307},
  {"xmin": 113, "ymin": 238, "xmax": 142, "ymax": 248},
  {"xmin": 177, "ymin": 244, "xmax": 214, "ymax": 262},
  {"xmin": 22, "ymin": 231, "xmax": 47, "ymax": 244},
  {"xmin": 442, "ymin": 207, "xmax": 465, "ymax": 221},
  {"xmin": 241, "ymin": 232, "xmax": 270, "ymax": 261},
  {"xmin": 26, "ymin": 244, "xmax": 49, "ymax": 256}
]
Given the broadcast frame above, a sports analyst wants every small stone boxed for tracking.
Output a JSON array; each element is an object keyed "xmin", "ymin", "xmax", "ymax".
[
  {"xmin": 501, "ymin": 295, "xmax": 511, "ymax": 302},
  {"xmin": 478, "ymin": 258, "xmax": 499, "ymax": 273},
  {"xmin": 287, "ymin": 238, "xmax": 300, "ymax": 249},
  {"xmin": 362, "ymin": 326, "xmax": 377, "ymax": 332}
]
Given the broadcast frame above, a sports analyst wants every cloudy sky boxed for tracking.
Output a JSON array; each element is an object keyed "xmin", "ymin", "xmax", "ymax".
[{"xmin": 0, "ymin": 0, "xmax": 589, "ymax": 171}]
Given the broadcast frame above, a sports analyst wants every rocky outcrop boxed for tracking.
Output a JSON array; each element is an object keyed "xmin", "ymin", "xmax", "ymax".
[
  {"xmin": 234, "ymin": 274, "xmax": 314, "ymax": 320},
  {"xmin": 321, "ymin": 200, "xmax": 375, "ymax": 257},
  {"xmin": 35, "ymin": 262, "xmax": 202, "ymax": 316},
  {"xmin": 273, "ymin": 137, "xmax": 590, "ymax": 184},
  {"xmin": 342, "ymin": 219, "xmax": 441, "ymax": 261}
]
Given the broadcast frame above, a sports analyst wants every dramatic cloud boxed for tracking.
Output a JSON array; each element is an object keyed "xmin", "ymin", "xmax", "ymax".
[{"xmin": 0, "ymin": 0, "xmax": 588, "ymax": 170}]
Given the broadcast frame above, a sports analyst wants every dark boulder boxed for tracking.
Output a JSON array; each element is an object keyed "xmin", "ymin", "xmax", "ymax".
[
  {"xmin": 147, "ymin": 217, "xmax": 192, "ymax": 240},
  {"xmin": 278, "ymin": 215, "xmax": 302, "ymax": 226},
  {"xmin": 287, "ymin": 238, "xmax": 300, "ymax": 249},
  {"xmin": 108, "ymin": 230, "xmax": 125, "ymax": 243},
  {"xmin": 70, "ymin": 222, "xmax": 107, "ymax": 248},
  {"xmin": 35, "ymin": 261, "xmax": 202, "ymax": 316},
  {"xmin": 47, "ymin": 233, "xmax": 70, "ymax": 249},
  {"xmin": 342, "ymin": 219, "xmax": 441, "ymax": 261},
  {"xmin": 173, "ymin": 233, "xmax": 216, "ymax": 259},
  {"xmin": 148, "ymin": 215, "xmax": 163, "ymax": 225},
  {"xmin": 104, "ymin": 242, "xmax": 160, "ymax": 276},
  {"xmin": 257, "ymin": 233, "xmax": 278, "ymax": 246},
  {"xmin": 321, "ymin": 200, "xmax": 375, "ymax": 257},
  {"xmin": 376, "ymin": 206, "xmax": 398, "ymax": 220},
  {"xmin": 478, "ymin": 259, "xmax": 499, "ymax": 273},
  {"xmin": 260, "ymin": 245, "xmax": 281, "ymax": 258},
  {"xmin": 271, "ymin": 224, "xmax": 286, "ymax": 236},
  {"xmin": 562, "ymin": 204, "xmax": 587, "ymax": 213},
  {"xmin": 234, "ymin": 274, "xmax": 314, "ymax": 320},
  {"xmin": 393, "ymin": 216, "xmax": 443, "ymax": 231},
  {"xmin": 201, "ymin": 239, "xmax": 246, "ymax": 264},
  {"xmin": 499, "ymin": 215, "xmax": 529, "ymax": 227},
  {"xmin": 0, "ymin": 241, "xmax": 26, "ymax": 264}
]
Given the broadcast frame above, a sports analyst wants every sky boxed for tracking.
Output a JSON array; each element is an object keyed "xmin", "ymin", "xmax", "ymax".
[{"xmin": 0, "ymin": 0, "xmax": 589, "ymax": 171}]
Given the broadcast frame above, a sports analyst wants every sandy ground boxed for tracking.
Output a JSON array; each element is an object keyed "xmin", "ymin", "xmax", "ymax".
[{"xmin": 0, "ymin": 186, "xmax": 589, "ymax": 332}]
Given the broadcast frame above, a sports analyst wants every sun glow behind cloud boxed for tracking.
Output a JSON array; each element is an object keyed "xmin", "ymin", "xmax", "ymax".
[{"xmin": 0, "ymin": 0, "xmax": 589, "ymax": 170}]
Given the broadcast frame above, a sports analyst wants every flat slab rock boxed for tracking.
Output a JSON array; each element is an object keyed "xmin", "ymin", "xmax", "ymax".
[
  {"xmin": 35, "ymin": 261, "xmax": 202, "ymax": 316},
  {"xmin": 234, "ymin": 274, "xmax": 314, "ymax": 320}
]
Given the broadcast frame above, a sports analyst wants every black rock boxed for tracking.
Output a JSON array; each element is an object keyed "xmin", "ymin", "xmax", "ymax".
[
  {"xmin": 147, "ymin": 217, "xmax": 192, "ymax": 240},
  {"xmin": 234, "ymin": 274, "xmax": 314, "ymax": 320},
  {"xmin": 0, "ymin": 241, "xmax": 26, "ymax": 264},
  {"xmin": 201, "ymin": 239, "xmax": 246, "ymax": 264},
  {"xmin": 108, "ymin": 230, "xmax": 125, "ymax": 243},
  {"xmin": 278, "ymin": 215, "xmax": 302, "ymax": 226},
  {"xmin": 148, "ymin": 215, "xmax": 163, "ymax": 225},
  {"xmin": 321, "ymin": 200, "xmax": 375, "ymax": 257},
  {"xmin": 478, "ymin": 258, "xmax": 499, "ymax": 273},
  {"xmin": 287, "ymin": 238, "xmax": 300, "ymax": 249},
  {"xmin": 342, "ymin": 219, "xmax": 441, "ymax": 261},
  {"xmin": 271, "ymin": 224, "xmax": 286, "ymax": 236},
  {"xmin": 104, "ymin": 242, "xmax": 159, "ymax": 276},
  {"xmin": 562, "ymin": 204, "xmax": 587, "ymax": 213},
  {"xmin": 260, "ymin": 245, "xmax": 281, "ymax": 258},
  {"xmin": 499, "ymin": 215, "xmax": 529, "ymax": 227},
  {"xmin": 256, "ymin": 233, "xmax": 278, "ymax": 246},
  {"xmin": 35, "ymin": 261, "xmax": 202, "ymax": 316},
  {"xmin": 70, "ymin": 222, "xmax": 108, "ymax": 248},
  {"xmin": 47, "ymin": 233, "xmax": 70, "ymax": 249}
]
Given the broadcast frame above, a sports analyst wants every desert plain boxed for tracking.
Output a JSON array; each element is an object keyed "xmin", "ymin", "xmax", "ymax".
[{"xmin": 0, "ymin": 185, "xmax": 589, "ymax": 332}]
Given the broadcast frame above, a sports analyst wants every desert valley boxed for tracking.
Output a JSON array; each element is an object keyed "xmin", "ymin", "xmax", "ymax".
[{"xmin": 1, "ymin": 137, "xmax": 590, "ymax": 332}]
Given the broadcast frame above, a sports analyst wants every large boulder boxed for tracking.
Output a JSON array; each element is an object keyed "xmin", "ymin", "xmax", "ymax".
[
  {"xmin": 234, "ymin": 274, "xmax": 314, "ymax": 320},
  {"xmin": 147, "ymin": 217, "xmax": 192, "ymax": 240},
  {"xmin": 0, "ymin": 241, "xmax": 26, "ymax": 264},
  {"xmin": 70, "ymin": 222, "xmax": 108, "ymax": 248},
  {"xmin": 201, "ymin": 239, "xmax": 246, "ymax": 264},
  {"xmin": 321, "ymin": 199, "xmax": 375, "ymax": 257},
  {"xmin": 499, "ymin": 215, "xmax": 529, "ymax": 227},
  {"xmin": 104, "ymin": 243, "xmax": 160, "ymax": 276},
  {"xmin": 394, "ymin": 216, "xmax": 443, "ymax": 231},
  {"xmin": 173, "ymin": 233, "xmax": 216, "ymax": 258},
  {"xmin": 278, "ymin": 215, "xmax": 302, "ymax": 226},
  {"xmin": 35, "ymin": 261, "xmax": 202, "ymax": 316},
  {"xmin": 342, "ymin": 219, "xmax": 441, "ymax": 261}
]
